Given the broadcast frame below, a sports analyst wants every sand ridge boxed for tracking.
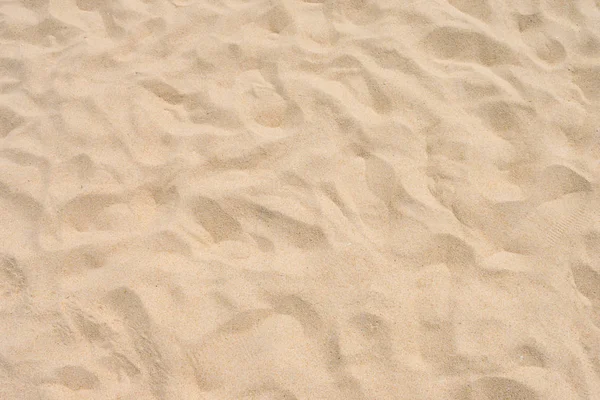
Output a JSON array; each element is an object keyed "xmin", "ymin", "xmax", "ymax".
[{"xmin": 0, "ymin": 0, "xmax": 600, "ymax": 398}]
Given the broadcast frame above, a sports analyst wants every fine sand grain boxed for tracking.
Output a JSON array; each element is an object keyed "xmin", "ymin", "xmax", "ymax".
[{"xmin": 1, "ymin": 0, "xmax": 600, "ymax": 399}]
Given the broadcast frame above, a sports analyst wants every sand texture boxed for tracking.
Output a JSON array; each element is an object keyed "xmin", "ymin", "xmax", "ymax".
[{"xmin": 1, "ymin": 0, "xmax": 600, "ymax": 398}]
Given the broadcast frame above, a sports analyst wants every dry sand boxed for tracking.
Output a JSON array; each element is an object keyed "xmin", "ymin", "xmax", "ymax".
[{"xmin": 1, "ymin": 0, "xmax": 600, "ymax": 398}]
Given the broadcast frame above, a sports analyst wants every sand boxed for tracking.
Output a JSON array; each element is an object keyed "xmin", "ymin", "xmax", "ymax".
[{"xmin": 1, "ymin": 0, "xmax": 599, "ymax": 398}]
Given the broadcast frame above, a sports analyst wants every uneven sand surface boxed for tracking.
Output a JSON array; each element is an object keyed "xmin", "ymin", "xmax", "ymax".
[{"xmin": 1, "ymin": 0, "xmax": 600, "ymax": 399}]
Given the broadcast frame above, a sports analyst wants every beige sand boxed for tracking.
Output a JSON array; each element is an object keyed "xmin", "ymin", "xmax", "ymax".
[{"xmin": 1, "ymin": 0, "xmax": 600, "ymax": 398}]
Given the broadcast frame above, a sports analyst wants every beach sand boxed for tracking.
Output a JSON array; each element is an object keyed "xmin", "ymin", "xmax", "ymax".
[{"xmin": 1, "ymin": 0, "xmax": 600, "ymax": 398}]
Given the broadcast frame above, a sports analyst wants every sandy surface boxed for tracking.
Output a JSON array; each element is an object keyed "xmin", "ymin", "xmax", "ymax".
[{"xmin": 1, "ymin": 0, "xmax": 600, "ymax": 398}]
